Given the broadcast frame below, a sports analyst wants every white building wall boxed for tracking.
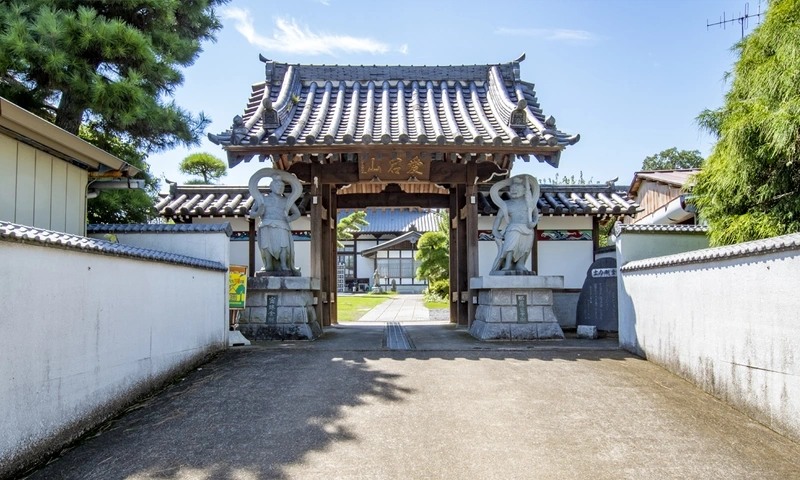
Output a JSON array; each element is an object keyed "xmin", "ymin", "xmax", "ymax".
[
  {"xmin": 0, "ymin": 241, "xmax": 227, "ymax": 476},
  {"xmin": 617, "ymin": 237, "xmax": 800, "ymax": 443},
  {"xmin": 193, "ymin": 216, "xmax": 313, "ymax": 276},
  {"xmin": 0, "ymin": 134, "xmax": 88, "ymax": 236}
]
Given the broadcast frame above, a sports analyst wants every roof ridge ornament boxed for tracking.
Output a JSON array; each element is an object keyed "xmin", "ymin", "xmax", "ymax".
[
  {"xmin": 261, "ymin": 98, "xmax": 279, "ymax": 130},
  {"xmin": 208, "ymin": 115, "xmax": 249, "ymax": 146},
  {"xmin": 508, "ymin": 99, "xmax": 528, "ymax": 132}
]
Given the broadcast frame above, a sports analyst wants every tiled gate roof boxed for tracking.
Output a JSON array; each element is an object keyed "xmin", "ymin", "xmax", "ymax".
[{"xmin": 209, "ymin": 56, "xmax": 578, "ymax": 168}]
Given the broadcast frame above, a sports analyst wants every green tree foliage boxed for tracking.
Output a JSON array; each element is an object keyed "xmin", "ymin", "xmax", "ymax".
[
  {"xmin": 0, "ymin": 1, "xmax": 225, "ymax": 146},
  {"xmin": 0, "ymin": 0, "xmax": 226, "ymax": 222},
  {"xmin": 179, "ymin": 152, "xmax": 227, "ymax": 184},
  {"xmin": 415, "ymin": 230, "xmax": 449, "ymax": 284},
  {"xmin": 694, "ymin": 0, "xmax": 800, "ymax": 246},
  {"xmin": 337, "ymin": 211, "xmax": 369, "ymax": 248},
  {"xmin": 641, "ymin": 148, "xmax": 704, "ymax": 171}
]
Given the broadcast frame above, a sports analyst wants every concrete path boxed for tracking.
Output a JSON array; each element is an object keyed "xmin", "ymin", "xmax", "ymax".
[
  {"xmin": 23, "ymin": 324, "xmax": 800, "ymax": 480},
  {"xmin": 357, "ymin": 293, "xmax": 430, "ymax": 323}
]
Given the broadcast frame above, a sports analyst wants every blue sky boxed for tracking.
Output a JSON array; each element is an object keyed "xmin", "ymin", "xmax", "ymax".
[{"xmin": 148, "ymin": 0, "xmax": 763, "ymax": 190}]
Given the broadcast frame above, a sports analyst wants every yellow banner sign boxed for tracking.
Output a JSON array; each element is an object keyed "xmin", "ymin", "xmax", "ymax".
[{"xmin": 229, "ymin": 265, "xmax": 248, "ymax": 309}]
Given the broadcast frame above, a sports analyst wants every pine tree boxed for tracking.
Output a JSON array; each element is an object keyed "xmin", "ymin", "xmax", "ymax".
[
  {"xmin": 337, "ymin": 211, "xmax": 369, "ymax": 248},
  {"xmin": 179, "ymin": 152, "xmax": 227, "ymax": 184},
  {"xmin": 0, "ymin": 1, "xmax": 227, "ymax": 222},
  {"xmin": 694, "ymin": 0, "xmax": 800, "ymax": 245}
]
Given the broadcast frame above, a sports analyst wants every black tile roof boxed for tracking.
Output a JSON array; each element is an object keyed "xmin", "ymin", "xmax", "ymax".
[
  {"xmin": 1, "ymin": 221, "xmax": 226, "ymax": 271},
  {"xmin": 209, "ymin": 57, "xmax": 578, "ymax": 167}
]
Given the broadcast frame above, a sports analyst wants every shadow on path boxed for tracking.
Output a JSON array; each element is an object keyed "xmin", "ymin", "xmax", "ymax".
[{"xmin": 23, "ymin": 326, "xmax": 800, "ymax": 479}]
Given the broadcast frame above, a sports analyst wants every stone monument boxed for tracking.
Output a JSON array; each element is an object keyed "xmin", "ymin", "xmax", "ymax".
[
  {"xmin": 469, "ymin": 174, "xmax": 565, "ymax": 340},
  {"xmin": 238, "ymin": 168, "xmax": 322, "ymax": 340}
]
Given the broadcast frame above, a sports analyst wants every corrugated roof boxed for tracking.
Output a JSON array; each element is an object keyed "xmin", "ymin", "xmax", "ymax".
[
  {"xmin": 629, "ymin": 169, "xmax": 701, "ymax": 195},
  {"xmin": 208, "ymin": 57, "xmax": 578, "ymax": 168},
  {"xmin": 360, "ymin": 231, "xmax": 424, "ymax": 256},
  {"xmin": 0, "ymin": 221, "xmax": 226, "ymax": 271},
  {"xmin": 155, "ymin": 184, "xmax": 641, "ymax": 221},
  {"xmin": 338, "ymin": 209, "xmax": 441, "ymax": 233}
]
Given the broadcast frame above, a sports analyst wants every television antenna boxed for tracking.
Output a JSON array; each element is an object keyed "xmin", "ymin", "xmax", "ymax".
[{"xmin": 707, "ymin": 2, "xmax": 764, "ymax": 38}]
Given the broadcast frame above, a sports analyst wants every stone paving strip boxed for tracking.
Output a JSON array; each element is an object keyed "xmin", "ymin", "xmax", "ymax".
[
  {"xmin": 358, "ymin": 294, "xmax": 429, "ymax": 323},
  {"xmin": 383, "ymin": 322, "xmax": 415, "ymax": 350}
]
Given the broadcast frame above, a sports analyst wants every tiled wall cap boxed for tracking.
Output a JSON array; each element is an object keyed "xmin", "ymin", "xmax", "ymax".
[
  {"xmin": 1, "ymin": 221, "xmax": 227, "ymax": 271},
  {"xmin": 621, "ymin": 232, "xmax": 800, "ymax": 272}
]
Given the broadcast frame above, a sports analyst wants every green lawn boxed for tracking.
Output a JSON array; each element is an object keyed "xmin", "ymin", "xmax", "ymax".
[
  {"xmin": 424, "ymin": 301, "xmax": 449, "ymax": 309},
  {"xmin": 337, "ymin": 293, "xmax": 396, "ymax": 322}
]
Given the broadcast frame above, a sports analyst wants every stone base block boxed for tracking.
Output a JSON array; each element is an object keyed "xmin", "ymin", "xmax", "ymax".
[
  {"xmin": 239, "ymin": 323, "xmax": 322, "ymax": 341},
  {"xmin": 470, "ymin": 275, "xmax": 565, "ymax": 342},
  {"xmin": 228, "ymin": 330, "xmax": 251, "ymax": 346},
  {"xmin": 239, "ymin": 276, "xmax": 321, "ymax": 341},
  {"xmin": 576, "ymin": 325, "xmax": 599, "ymax": 339},
  {"xmin": 469, "ymin": 320, "xmax": 566, "ymax": 341}
]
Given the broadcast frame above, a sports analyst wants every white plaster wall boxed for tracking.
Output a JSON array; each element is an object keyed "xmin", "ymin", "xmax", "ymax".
[
  {"xmin": 88, "ymin": 232, "xmax": 230, "ymax": 266},
  {"xmin": 478, "ymin": 241, "xmax": 499, "ymax": 277},
  {"xmin": 538, "ymin": 216, "xmax": 592, "ymax": 230},
  {"xmin": 0, "ymin": 242, "xmax": 227, "ymax": 474},
  {"xmin": 192, "ymin": 216, "xmax": 312, "ymax": 276},
  {"xmin": 537, "ymin": 241, "xmax": 593, "ymax": 288},
  {"xmin": 617, "ymin": 249, "xmax": 800, "ymax": 443},
  {"xmin": 616, "ymin": 232, "xmax": 709, "ymax": 266}
]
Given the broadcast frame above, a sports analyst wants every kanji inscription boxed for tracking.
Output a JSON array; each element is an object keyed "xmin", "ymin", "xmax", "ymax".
[{"xmin": 358, "ymin": 156, "xmax": 431, "ymax": 181}]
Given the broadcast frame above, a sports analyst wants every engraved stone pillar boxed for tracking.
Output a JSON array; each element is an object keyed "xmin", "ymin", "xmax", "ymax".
[
  {"xmin": 469, "ymin": 276, "xmax": 565, "ymax": 341},
  {"xmin": 238, "ymin": 277, "xmax": 322, "ymax": 340}
]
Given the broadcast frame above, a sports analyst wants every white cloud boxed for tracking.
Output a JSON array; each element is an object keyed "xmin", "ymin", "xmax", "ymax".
[
  {"xmin": 494, "ymin": 27, "xmax": 598, "ymax": 43},
  {"xmin": 398, "ymin": 44, "xmax": 409, "ymax": 55},
  {"xmin": 221, "ymin": 8, "xmax": 395, "ymax": 56},
  {"xmin": 318, "ymin": 0, "xmax": 330, "ymax": 5}
]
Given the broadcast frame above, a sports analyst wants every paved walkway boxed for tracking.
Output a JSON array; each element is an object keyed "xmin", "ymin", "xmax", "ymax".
[
  {"xmin": 23, "ymin": 321, "xmax": 800, "ymax": 479},
  {"xmin": 357, "ymin": 293, "xmax": 430, "ymax": 323}
]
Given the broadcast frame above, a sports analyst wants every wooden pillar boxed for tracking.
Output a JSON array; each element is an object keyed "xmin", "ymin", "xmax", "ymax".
[
  {"xmin": 310, "ymin": 181, "xmax": 324, "ymax": 327},
  {"xmin": 465, "ymin": 177, "xmax": 479, "ymax": 327},
  {"xmin": 593, "ymin": 217, "xmax": 600, "ymax": 261},
  {"xmin": 456, "ymin": 183, "xmax": 469, "ymax": 327},
  {"xmin": 248, "ymin": 218, "xmax": 256, "ymax": 277},
  {"xmin": 329, "ymin": 187, "xmax": 338, "ymax": 325},
  {"xmin": 320, "ymin": 184, "xmax": 332, "ymax": 327},
  {"xmin": 449, "ymin": 187, "xmax": 459, "ymax": 324}
]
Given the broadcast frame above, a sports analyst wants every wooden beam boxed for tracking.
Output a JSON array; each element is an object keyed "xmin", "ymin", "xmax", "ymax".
[
  {"xmin": 286, "ymin": 161, "xmax": 507, "ymax": 185},
  {"xmin": 337, "ymin": 192, "xmax": 449, "ymax": 209}
]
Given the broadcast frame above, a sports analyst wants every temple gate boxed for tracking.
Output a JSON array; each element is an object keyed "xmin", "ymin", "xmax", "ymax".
[{"xmin": 208, "ymin": 55, "xmax": 579, "ymax": 330}]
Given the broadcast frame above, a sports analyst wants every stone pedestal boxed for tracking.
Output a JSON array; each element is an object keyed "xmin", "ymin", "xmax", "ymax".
[
  {"xmin": 239, "ymin": 276, "xmax": 322, "ymax": 341},
  {"xmin": 469, "ymin": 276, "xmax": 565, "ymax": 341}
]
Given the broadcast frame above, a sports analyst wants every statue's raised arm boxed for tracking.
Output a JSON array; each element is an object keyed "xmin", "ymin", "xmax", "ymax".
[
  {"xmin": 489, "ymin": 174, "xmax": 540, "ymax": 275},
  {"xmin": 248, "ymin": 168, "xmax": 303, "ymax": 276}
]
